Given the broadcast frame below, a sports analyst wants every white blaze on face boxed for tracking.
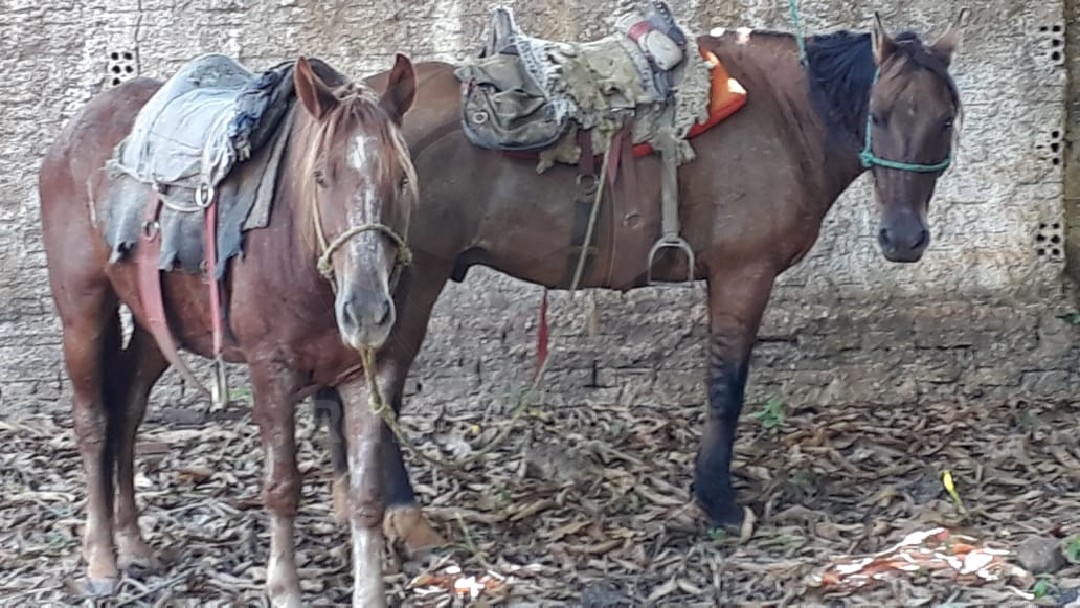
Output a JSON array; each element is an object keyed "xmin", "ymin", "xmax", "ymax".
[
  {"xmin": 347, "ymin": 133, "xmax": 379, "ymax": 233},
  {"xmin": 344, "ymin": 131, "xmax": 390, "ymax": 296},
  {"xmin": 736, "ymin": 27, "xmax": 752, "ymax": 45},
  {"xmin": 348, "ymin": 132, "xmax": 374, "ymax": 175}
]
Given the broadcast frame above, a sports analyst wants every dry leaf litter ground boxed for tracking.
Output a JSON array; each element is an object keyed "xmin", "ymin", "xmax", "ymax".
[{"xmin": 1, "ymin": 392, "xmax": 1078, "ymax": 607}]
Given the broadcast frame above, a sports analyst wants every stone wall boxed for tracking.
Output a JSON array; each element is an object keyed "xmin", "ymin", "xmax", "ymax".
[{"xmin": 1, "ymin": 0, "xmax": 1076, "ymax": 416}]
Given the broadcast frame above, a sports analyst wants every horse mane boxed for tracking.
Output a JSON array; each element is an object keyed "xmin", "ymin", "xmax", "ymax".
[{"xmin": 802, "ymin": 29, "xmax": 961, "ymax": 148}]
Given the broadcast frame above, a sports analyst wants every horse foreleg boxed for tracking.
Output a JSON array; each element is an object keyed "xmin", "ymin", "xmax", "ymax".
[
  {"xmin": 338, "ymin": 377, "xmax": 389, "ymax": 608},
  {"xmin": 251, "ymin": 362, "xmax": 302, "ymax": 608},
  {"xmin": 114, "ymin": 324, "xmax": 168, "ymax": 571},
  {"xmin": 692, "ymin": 264, "xmax": 775, "ymax": 528}
]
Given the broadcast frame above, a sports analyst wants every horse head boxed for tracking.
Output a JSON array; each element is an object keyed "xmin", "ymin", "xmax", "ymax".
[
  {"xmin": 865, "ymin": 11, "xmax": 965, "ymax": 263},
  {"xmin": 293, "ymin": 54, "xmax": 418, "ymax": 349}
]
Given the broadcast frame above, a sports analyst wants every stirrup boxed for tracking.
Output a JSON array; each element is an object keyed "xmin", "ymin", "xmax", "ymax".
[
  {"xmin": 210, "ymin": 356, "xmax": 229, "ymax": 408},
  {"xmin": 646, "ymin": 236, "xmax": 696, "ymax": 286}
]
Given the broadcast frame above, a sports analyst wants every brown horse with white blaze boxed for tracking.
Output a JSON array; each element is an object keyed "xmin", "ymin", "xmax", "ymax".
[
  {"xmin": 38, "ymin": 55, "xmax": 418, "ymax": 605},
  {"xmin": 322, "ymin": 12, "xmax": 967, "ymax": 550}
]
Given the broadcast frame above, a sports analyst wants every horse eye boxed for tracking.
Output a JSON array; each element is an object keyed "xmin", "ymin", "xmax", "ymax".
[
  {"xmin": 314, "ymin": 169, "xmax": 327, "ymax": 187},
  {"xmin": 942, "ymin": 118, "xmax": 954, "ymax": 131},
  {"xmin": 399, "ymin": 175, "xmax": 409, "ymax": 190},
  {"xmin": 871, "ymin": 113, "xmax": 885, "ymax": 127}
]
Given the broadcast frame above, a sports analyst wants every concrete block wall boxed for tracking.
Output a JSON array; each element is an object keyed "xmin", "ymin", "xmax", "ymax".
[{"xmin": 0, "ymin": 0, "xmax": 1075, "ymax": 417}]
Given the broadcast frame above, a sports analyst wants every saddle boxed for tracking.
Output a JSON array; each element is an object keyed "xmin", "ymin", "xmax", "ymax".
[
  {"xmin": 108, "ymin": 53, "xmax": 296, "ymax": 215},
  {"xmin": 101, "ymin": 54, "xmax": 340, "ymax": 407},
  {"xmin": 454, "ymin": 3, "xmax": 744, "ymax": 291},
  {"xmin": 454, "ymin": 3, "xmax": 714, "ymax": 172}
]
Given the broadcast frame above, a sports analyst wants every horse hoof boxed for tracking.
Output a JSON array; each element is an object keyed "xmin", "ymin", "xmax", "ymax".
[
  {"xmin": 383, "ymin": 505, "xmax": 447, "ymax": 556},
  {"xmin": 85, "ymin": 577, "xmax": 119, "ymax": 597},
  {"xmin": 117, "ymin": 538, "xmax": 166, "ymax": 572},
  {"xmin": 118, "ymin": 555, "xmax": 156, "ymax": 573},
  {"xmin": 266, "ymin": 584, "xmax": 303, "ymax": 608},
  {"xmin": 692, "ymin": 483, "xmax": 745, "ymax": 529}
]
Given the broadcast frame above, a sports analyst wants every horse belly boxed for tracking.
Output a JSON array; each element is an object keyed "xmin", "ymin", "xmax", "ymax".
[{"xmin": 105, "ymin": 263, "xmax": 231, "ymax": 362}]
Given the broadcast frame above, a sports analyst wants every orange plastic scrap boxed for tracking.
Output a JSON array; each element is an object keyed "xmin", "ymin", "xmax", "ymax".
[{"xmin": 808, "ymin": 527, "xmax": 1024, "ymax": 593}]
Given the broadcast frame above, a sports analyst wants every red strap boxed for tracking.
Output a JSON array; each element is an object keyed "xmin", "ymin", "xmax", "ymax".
[
  {"xmin": 626, "ymin": 21, "xmax": 654, "ymax": 44},
  {"xmin": 619, "ymin": 130, "xmax": 637, "ymax": 209},
  {"xmin": 203, "ymin": 194, "xmax": 224, "ymax": 357},
  {"xmin": 136, "ymin": 193, "xmax": 210, "ymax": 397}
]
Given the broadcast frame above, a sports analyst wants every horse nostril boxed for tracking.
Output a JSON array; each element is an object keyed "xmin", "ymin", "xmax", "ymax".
[
  {"xmin": 375, "ymin": 299, "xmax": 391, "ymax": 325},
  {"xmin": 879, "ymin": 227, "xmax": 893, "ymax": 247},
  {"xmin": 340, "ymin": 302, "xmax": 361, "ymax": 334},
  {"xmin": 914, "ymin": 228, "xmax": 929, "ymax": 250}
]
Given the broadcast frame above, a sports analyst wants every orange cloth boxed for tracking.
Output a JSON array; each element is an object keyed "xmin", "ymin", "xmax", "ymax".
[{"xmin": 632, "ymin": 47, "xmax": 747, "ymax": 158}]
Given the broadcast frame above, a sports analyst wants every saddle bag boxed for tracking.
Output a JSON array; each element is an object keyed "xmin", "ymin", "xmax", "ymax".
[
  {"xmin": 456, "ymin": 56, "xmax": 568, "ymax": 152},
  {"xmin": 454, "ymin": 8, "xmax": 571, "ymax": 152}
]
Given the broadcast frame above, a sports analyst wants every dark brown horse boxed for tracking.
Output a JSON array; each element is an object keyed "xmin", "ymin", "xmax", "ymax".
[
  {"xmin": 38, "ymin": 55, "xmax": 418, "ymax": 605},
  {"xmin": 324, "ymin": 13, "xmax": 967, "ymax": 551}
]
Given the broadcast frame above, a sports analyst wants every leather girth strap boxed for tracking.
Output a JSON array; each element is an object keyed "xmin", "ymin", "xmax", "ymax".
[
  {"xmin": 565, "ymin": 130, "xmax": 598, "ymax": 285},
  {"xmin": 601, "ymin": 125, "xmax": 637, "ymax": 288},
  {"xmin": 137, "ymin": 187, "xmax": 227, "ymax": 401},
  {"xmin": 136, "ymin": 192, "xmax": 211, "ymax": 398},
  {"xmin": 203, "ymin": 190, "xmax": 229, "ymax": 405},
  {"xmin": 564, "ymin": 124, "xmax": 640, "ymax": 289}
]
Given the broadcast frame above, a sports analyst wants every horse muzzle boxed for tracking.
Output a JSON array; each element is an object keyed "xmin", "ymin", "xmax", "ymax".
[
  {"xmin": 878, "ymin": 212, "xmax": 930, "ymax": 264},
  {"xmin": 335, "ymin": 284, "xmax": 396, "ymax": 349}
]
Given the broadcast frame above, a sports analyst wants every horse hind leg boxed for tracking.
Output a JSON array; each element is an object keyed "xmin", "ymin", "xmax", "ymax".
[
  {"xmin": 58, "ymin": 290, "xmax": 125, "ymax": 595},
  {"xmin": 313, "ymin": 388, "xmax": 351, "ymax": 525},
  {"xmin": 112, "ymin": 323, "xmax": 169, "ymax": 571},
  {"xmin": 379, "ymin": 399, "xmax": 446, "ymax": 555}
]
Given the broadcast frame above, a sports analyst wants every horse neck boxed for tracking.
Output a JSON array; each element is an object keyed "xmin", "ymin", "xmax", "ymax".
[
  {"xmin": 730, "ymin": 32, "xmax": 869, "ymax": 218},
  {"xmin": 276, "ymin": 109, "xmax": 324, "ymax": 271}
]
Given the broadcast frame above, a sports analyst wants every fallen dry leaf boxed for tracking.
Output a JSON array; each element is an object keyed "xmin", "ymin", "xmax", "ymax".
[{"xmin": 0, "ymin": 395, "xmax": 1077, "ymax": 606}]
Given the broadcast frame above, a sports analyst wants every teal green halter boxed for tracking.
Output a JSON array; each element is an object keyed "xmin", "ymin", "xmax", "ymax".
[
  {"xmin": 787, "ymin": 0, "xmax": 953, "ymax": 174},
  {"xmin": 857, "ymin": 69, "xmax": 952, "ymax": 173}
]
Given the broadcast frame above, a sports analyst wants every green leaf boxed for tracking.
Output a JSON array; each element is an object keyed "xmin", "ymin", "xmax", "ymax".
[
  {"xmin": 1032, "ymin": 577, "xmax": 1057, "ymax": 599},
  {"xmin": 1065, "ymin": 535, "xmax": 1080, "ymax": 563},
  {"xmin": 1058, "ymin": 312, "xmax": 1080, "ymax": 325},
  {"xmin": 754, "ymin": 397, "xmax": 786, "ymax": 429}
]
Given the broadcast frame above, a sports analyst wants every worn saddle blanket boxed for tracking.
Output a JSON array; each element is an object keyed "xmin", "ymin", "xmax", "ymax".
[
  {"xmin": 454, "ymin": 3, "xmax": 746, "ymax": 172},
  {"xmin": 102, "ymin": 53, "xmax": 330, "ymax": 277}
]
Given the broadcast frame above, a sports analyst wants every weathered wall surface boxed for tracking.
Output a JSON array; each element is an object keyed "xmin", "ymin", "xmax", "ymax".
[{"xmin": 1, "ymin": 0, "xmax": 1076, "ymax": 417}]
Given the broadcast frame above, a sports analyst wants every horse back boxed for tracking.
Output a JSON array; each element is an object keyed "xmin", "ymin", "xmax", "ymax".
[{"xmin": 39, "ymin": 78, "xmax": 162, "ymax": 216}]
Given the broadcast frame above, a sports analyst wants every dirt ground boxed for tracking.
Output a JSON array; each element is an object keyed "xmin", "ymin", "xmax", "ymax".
[{"xmin": 1, "ymin": 392, "xmax": 1078, "ymax": 607}]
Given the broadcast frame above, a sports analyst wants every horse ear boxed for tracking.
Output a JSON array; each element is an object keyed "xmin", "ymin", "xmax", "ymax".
[
  {"xmin": 930, "ymin": 7, "xmax": 969, "ymax": 64},
  {"xmin": 871, "ymin": 12, "xmax": 897, "ymax": 65},
  {"xmin": 294, "ymin": 56, "xmax": 338, "ymax": 120},
  {"xmin": 380, "ymin": 53, "xmax": 416, "ymax": 126}
]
